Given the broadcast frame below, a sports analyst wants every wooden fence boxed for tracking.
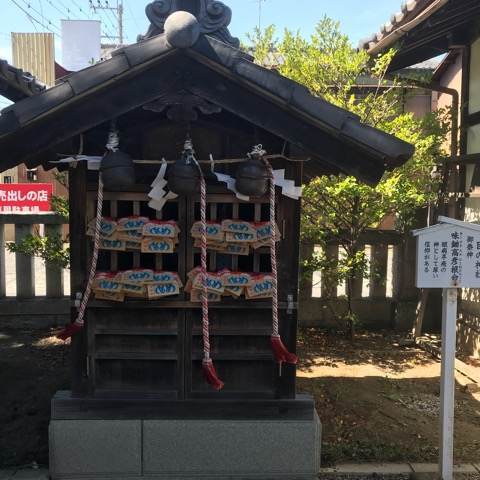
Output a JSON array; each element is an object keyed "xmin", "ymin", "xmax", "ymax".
[
  {"xmin": 0, "ymin": 218, "xmax": 436, "ymax": 333},
  {"xmin": 298, "ymin": 230, "xmax": 427, "ymax": 331},
  {"xmin": 0, "ymin": 213, "xmax": 70, "ymax": 324}
]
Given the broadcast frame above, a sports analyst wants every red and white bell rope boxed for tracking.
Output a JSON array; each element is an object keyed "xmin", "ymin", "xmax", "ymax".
[
  {"xmin": 195, "ymin": 156, "xmax": 224, "ymax": 390},
  {"xmin": 263, "ymin": 159, "xmax": 298, "ymax": 369},
  {"xmin": 58, "ymin": 174, "xmax": 104, "ymax": 341}
]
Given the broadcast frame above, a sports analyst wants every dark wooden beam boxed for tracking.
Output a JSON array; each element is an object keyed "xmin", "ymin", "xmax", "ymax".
[
  {"xmin": 466, "ymin": 110, "xmax": 480, "ymax": 127},
  {"xmin": 303, "ymin": 229, "xmax": 403, "ymax": 246},
  {"xmin": 0, "ymin": 213, "xmax": 67, "ymax": 225},
  {"xmin": 0, "ymin": 297, "xmax": 69, "ymax": 316},
  {"xmin": 387, "ymin": 0, "xmax": 480, "ymax": 72},
  {"xmin": 440, "ymin": 153, "xmax": 480, "ymax": 165}
]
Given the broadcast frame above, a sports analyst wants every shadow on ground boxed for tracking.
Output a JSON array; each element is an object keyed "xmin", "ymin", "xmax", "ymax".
[
  {"xmin": 0, "ymin": 327, "xmax": 69, "ymax": 468},
  {"xmin": 1, "ymin": 327, "xmax": 479, "ymax": 468},
  {"xmin": 298, "ymin": 329, "xmax": 434, "ymax": 373},
  {"xmin": 297, "ymin": 329, "xmax": 480, "ymax": 466}
]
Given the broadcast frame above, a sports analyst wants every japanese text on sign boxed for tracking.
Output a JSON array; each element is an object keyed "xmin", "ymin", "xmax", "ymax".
[
  {"xmin": 0, "ymin": 184, "xmax": 53, "ymax": 213},
  {"xmin": 414, "ymin": 217, "xmax": 480, "ymax": 288}
]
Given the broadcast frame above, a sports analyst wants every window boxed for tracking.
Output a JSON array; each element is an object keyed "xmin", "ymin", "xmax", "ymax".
[
  {"xmin": 26, "ymin": 169, "xmax": 38, "ymax": 182},
  {"xmin": 3, "ymin": 176, "xmax": 12, "ymax": 184}
]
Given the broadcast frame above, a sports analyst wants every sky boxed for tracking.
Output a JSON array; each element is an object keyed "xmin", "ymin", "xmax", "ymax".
[
  {"xmin": 0, "ymin": 0, "xmax": 405, "ymax": 57},
  {"xmin": 0, "ymin": 0, "xmax": 403, "ymax": 106}
]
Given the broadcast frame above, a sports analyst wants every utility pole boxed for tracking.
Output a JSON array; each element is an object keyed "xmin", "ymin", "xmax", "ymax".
[
  {"xmin": 256, "ymin": 0, "xmax": 267, "ymax": 30},
  {"xmin": 90, "ymin": 0, "xmax": 124, "ymax": 45}
]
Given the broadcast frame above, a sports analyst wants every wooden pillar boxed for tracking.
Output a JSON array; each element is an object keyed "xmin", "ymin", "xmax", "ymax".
[
  {"xmin": 15, "ymin": 223, "xmax": 35, "ymax": 299},
  {"xmin": 299, "ymin": 242, "xmax": 314, "ymax": 303},
  {"xmin": 321, "ymin": 244, "xmax": 338, "ymax": 298},
  {"xmin": 69, "ymin": 163, "xmax": 88, "ymax": 397},
  {"xmin": 0, "ymin": 223, "xmax": 5, "ymax": 298},
  {"xmin": 393, "ymin": 235, "xmax": 429, "ymax": 331},
  {"xmin": 352, "ymin": 244, "xmax": 364, "ymax": 300},
  {"xmin": 45, "ymin": 223, "xmax": 64, "ymax": 298},
  {"xmin": 370, "ymin": 243, "xmax": 388, "ymax": 297}
]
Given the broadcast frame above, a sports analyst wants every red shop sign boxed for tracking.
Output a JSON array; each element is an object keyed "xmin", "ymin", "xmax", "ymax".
[{"xmin": 0, "ymin": 184, "xmax": 53, "ymax": 213}]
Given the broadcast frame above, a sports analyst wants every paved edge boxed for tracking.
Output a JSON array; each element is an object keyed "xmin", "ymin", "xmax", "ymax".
[
  {"xmin": 320, "ymin": 463, "xmax": 480, "ymax": 475},
  {"xmin": 3, "ymin": 464, "xmax": 480, "ymax": 478}
]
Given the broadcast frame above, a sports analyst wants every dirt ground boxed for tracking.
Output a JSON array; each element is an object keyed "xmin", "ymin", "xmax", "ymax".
[
  {"xmin": 297, "ymin": 329, "xmax": 480, "ymax": 465},
  {"xmin": 0, "ymin": 327, "xmax": 69, "ymax": 468},
  {"xmin": 0, "ymin": 327, "xmax": 479, "ymax": 468}
]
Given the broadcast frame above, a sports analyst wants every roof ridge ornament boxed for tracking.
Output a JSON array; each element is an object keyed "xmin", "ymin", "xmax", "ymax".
[{"xmin": 141, "ymin": 0, "xmax": 240, "ymax": 48}]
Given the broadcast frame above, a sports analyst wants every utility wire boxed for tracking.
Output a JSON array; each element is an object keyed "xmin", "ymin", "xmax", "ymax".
[
  {"xmin": 66, "ymin": 0, "xmax": 90, "ymax": 18},
  {"xmin": 56, "ymin": 0, "xmax": 75, "ymax": 17},
  {"xmin": 44, "ymin": 0, "xmax": 71, "ymax": 19},
  {"xmin": 9, "ymin": 0, "xmax": 61, "ymax": 36},
  {"xmin": 93, "ymin": 2, "xmax": 119, "ymax": 38},
  {"xmin": 103, "ymin": 1, "xmax": 119, "ymax": 26},
  {"xmin": 17, "ymin": 0, "xmax": 58, "ymax": 27},
  {"xmin": 125, "ymin": 0, "xmax": 140, "ymax": 33},
  {"xmin": 37, "ymin": 0, "xmax": 45, "ymax": 24},
  {"xmin": 89, "ymin": 1, "xmax": 122, "ymax": 44}
]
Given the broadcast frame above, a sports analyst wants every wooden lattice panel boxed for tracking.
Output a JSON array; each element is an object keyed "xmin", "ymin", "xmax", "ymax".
[{"xmin": 84, "ymin": 187, "xmax": 297, "ymax": 399}]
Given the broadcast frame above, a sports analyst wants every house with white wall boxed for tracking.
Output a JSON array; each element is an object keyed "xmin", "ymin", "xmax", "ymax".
[{"xmin": 360, "ymin": 0, "xmax": 480, "ymax": 357}]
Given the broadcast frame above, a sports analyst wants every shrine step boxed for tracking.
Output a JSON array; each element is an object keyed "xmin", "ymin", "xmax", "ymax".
[
  {"xmin": 51, "ymin": 391, "xmax": 316, "ymax": 421},
  {"xmin": 49, "ymin": 395, "xmax": 321, "ymax": 480}
]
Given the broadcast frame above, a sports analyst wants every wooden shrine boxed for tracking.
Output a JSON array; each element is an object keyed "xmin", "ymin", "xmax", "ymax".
[{"xmin": 0, "ymin": 1, "xmax": 414, "ymax": 478}]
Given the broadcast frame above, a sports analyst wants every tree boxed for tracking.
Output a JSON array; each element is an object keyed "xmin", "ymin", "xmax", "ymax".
[
  {"xmin": 248, "ymin": 18, "xmax": 450, "ymax": 337},
  {"xmin": 302, "ymin": 176, "xmax": 386, "ymax": 336}
]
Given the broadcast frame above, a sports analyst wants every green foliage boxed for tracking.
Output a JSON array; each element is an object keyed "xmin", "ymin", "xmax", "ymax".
[
  {"xmin": 248, "ymin": 19, "xmax": 450, "ymax": 234},
  {"xmin": 6, "ymin": 193, "xmax": 70, "ymax": 269},
  {"xmin": 248, "ymin": 18, "xmax": 450, "ymax": 335},
  {"xmin": 302, "ymin": 175, "xmax": 386, "ymax": 243},
  {"xmin": 50, "ymin": 195, "xmax": 69, "ymax": 219},
  {"xmin": 302, "ymin": 175, "xmax": 383, "ymax": 335},
  {"xmin": 7, "ymin": 233, "xmax": 70, "ymax": 269},
  {"xmin": 378, "ymin": 109, "xmax": 450, "ymax": 232},
  {"xmin": 53, "ymin": 170, "xmax": 69, "ymax": 189}
]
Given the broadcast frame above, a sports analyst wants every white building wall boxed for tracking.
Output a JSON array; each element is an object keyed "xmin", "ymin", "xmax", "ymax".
[
  {"xmin": 460, "ymin": 37, "xmax": 480, "ymax": 359},
  {"xmin": 0, "ymin": 167, "xmax": 18, "ymax": 183},
  {"xmin": 469, "ymin": 38, "xmax": 480, "ymax": 115},
  {"xmin": 463, "ymin": 38, "xmax": 480, "ymax": 221}
]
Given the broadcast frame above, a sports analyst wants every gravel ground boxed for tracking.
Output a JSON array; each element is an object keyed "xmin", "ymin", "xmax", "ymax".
[
  {"xmin": 319, "ymin": 476, "xmax": 480, "ymax": 480},
  {"xmin": 319, "ymin": 475, "xmax": 411, "ymax": 480}
]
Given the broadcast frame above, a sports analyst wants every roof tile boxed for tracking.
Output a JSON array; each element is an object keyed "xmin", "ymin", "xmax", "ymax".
[
  {"xmin": 119, "ymin": 34, "xmax": 172, "ymax": 67},
  {"xmin": 0, "ymin": 59, "xmax": 46, "ymax": 101},
  {"xmin": 3, "ymin": 81, "xmax": 74, "ymax": 125},
  {"xmin": 67, "ymin": 55, "xmax": 131, "ymax": 95},
  {"xmin": 358, "ymin": 0, "xmax": 431, "ymax": 51}
]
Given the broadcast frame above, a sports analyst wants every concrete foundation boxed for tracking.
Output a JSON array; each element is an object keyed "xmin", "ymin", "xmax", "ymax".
[{"xmin": 49, "ymin": 393, "xmax": 321, "ymax": 480}]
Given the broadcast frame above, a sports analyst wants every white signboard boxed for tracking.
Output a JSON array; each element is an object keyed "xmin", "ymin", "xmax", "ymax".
[
  {"xmin": 413, "ymin": 216, "xmax": 480, "ymax": 288},
  {"xmin": 412, "ymin": 215, "xmax": 480, "ymax": 480},
  {"xmin": 61, "ymin": 20, "xmax": 101, "ymax": 72}
]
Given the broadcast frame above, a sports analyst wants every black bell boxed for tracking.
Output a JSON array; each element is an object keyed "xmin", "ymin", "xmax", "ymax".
[
  {"xmin": 100, "ymin": 150, "xmax": 136, "ymax": 190},
  {"xmin": 168, "ymin": 140, "xmax": 200, "ymax": 196},
  {"xmin": 235, "ymin": 157, "xmax": 270, "ymax": 197}
]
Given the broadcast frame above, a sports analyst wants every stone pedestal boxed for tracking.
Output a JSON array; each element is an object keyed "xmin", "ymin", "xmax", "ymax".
[{"xmin": 49, "ymin": 392, "xmax": 321, "ymax": 480}]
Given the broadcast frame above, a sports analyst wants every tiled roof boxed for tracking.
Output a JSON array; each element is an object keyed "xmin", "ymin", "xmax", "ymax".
[
  {"xmin": 0, "ymin": 32, "xmax": 414, "ymax": 184},
  {"xmin": 0, "ymin": 60, "xmax": 46, "ymax": 101},
  {"xmin": 358, "ymin": 0, "xmax": 448, "ymax": 54}
]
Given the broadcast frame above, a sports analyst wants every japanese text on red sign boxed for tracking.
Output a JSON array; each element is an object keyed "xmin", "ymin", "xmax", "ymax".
[{"xmin": 0, "ymin": 184, "xmax": 53, "ymax": 213}]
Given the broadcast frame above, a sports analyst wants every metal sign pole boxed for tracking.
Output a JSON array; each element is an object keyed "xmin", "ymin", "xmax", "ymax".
[{"xmin": 439, "ymin": 287, "xmax": 457, "ymax": 480}]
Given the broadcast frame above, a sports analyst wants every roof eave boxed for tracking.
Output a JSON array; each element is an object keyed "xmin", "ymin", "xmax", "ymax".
[
  {"xmin": 361, "ymin": 0, "xmax": 450, "ymax": 56},
  {"xmin": 0, "ymin": 33, "xmax": 414, "ymax": 184}
]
